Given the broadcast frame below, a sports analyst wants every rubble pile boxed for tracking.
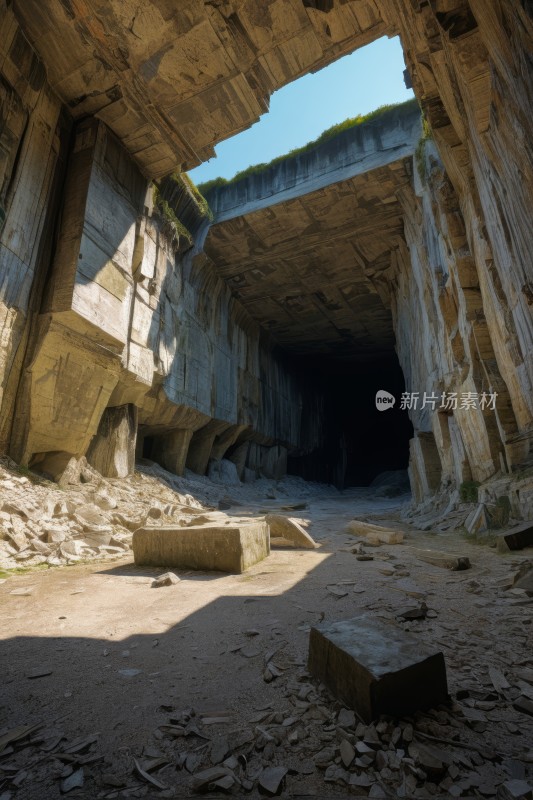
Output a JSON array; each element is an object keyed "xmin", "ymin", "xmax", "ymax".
[
  {"xmin": 0, "ymin": 457, "xmax": 337, "ymax": 572},
  {"xmin": 2, "ymin": 653, "xmax": 532, "ymax": 798}
]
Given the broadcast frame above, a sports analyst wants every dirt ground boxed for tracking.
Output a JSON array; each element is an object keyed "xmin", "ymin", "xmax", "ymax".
[{"xmin": 1, "ymin": 481, "xmax": 532, "ymax": 799}]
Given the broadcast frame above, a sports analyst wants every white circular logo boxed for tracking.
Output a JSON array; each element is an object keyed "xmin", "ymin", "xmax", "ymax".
[{"xmin": 375, "ymin": 390, "xmax": 396, "ymax": 411}]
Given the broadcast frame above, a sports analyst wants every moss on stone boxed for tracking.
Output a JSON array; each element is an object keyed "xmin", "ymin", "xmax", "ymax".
[
  {"xmin": 415, "ymin": 112, "xmax": 433, "ymax": 183},
  {"xmin": 152, "ymin": 184, "xmax": 194, "ymax": 252},
  {"xmin": 179, "ymin": 172, "xmax": 213, "ymax": 221}
]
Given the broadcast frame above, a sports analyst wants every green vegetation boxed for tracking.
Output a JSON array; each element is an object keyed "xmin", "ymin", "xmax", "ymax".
[
  {"xmin": 15, "ymin": 463, "xmax": 50, "ymax": 486},
  {"xmin": 198, "ymin": 98, "xmax": 420, "ymax": 195},
  {"xmin": 0, "ymin": 563, "xmax": 50, "ymax": 580},
  {"xmin": 459, "ymin": 480, "xmax": 480, "ymax": 503},
  {"xmin": 179, "ymin": 173, "xmax": 213, "ymax": 221},
  {"xmin": 152, "ymin": 184, "xmax": 194, "ymax": 251},
  {"xmin": 152, "ymin": 172, "xmax": 214, "ymax": 249},
  {"xmin": 415, "ymin": 110, "xmax": 433, "ymax": 183}
]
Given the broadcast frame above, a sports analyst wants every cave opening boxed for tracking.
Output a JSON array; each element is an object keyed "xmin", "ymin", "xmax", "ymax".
[{"xmin": 288, "ymin": 353, "xmax": 413, "ymax": 489}]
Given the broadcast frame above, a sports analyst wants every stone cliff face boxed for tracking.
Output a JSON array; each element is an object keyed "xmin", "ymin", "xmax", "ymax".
[
  {"xmin": 0, "ymin": 101, "xmax": 321, "ymax": 481},
  {"xmin": 0, "ymin": 0, "xmax": 532, "ymax": 508},
  {"xmin": 383, "ymin": 0, "xmax": 533, "ymax": 508}
]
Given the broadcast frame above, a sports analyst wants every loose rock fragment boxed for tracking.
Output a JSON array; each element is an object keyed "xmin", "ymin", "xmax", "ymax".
[
  {"xmin": 210, "ymin": 736, "xmax": 230, "ymax": 765},
  {"xmin": 406, "ymin": 546, "xmax": 471, "ymax": 571},
  {"xmin": 60, "ymin": 768, "xmax": 84, "ymax": 793},
  {"xmin": 327, "ymin": 585, "xmax": 348, "ymax": 598},
  {"xmin": 337, "ymin": 708, "xmax": 356, "ymax": 728},
  {"xmin": 347, "ymin": 520, "xmax": 404, "ymax": 544},
  {"xmin": 497, "ymin": 523, "xmax": 533, "ymax": 552},
  {"xmin": 489, "ymin": 666, "xmax": 510, "ymax": 694},
  {"xmin": 192, "ymin": 767, "xmax": 234, "ymax": 793},
  {"xmin": 152, "ymin": 572, "xmax": 180, "ymax": 587},
  {"xmin": 26, "ymin": 668, "xmax": 53, "ymax": 679},
  {"xmin": 498, "ymin": 780, "xmax": 533, "ymax": 799},
  {"xmin": 314, "ymin": 746, "xmax": 336, "ymax": 768},
  {"xmin": 340, "ymin": 738, "xmax": 355, "ymax": 767},
  {"xmin": 266, "ymin": 514, "xmax": 318, "ymax": 549},
  {"xmin": 133, "ymin": 758, "xmax": 168, "ymax": 790},
  {"xmin": 513, "ymin": 697, "xmax": 533, "ymax": 717},
  {"xmin": 398, "ymin": 602, "xmax": 428, "ymax": 620},
  {"xmin": 258, "ymin": 766, "xmax": 288, "ymax": 795}
]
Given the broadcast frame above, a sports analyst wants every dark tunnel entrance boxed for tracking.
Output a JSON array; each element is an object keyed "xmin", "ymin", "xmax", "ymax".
[{"xmin": 288, "ymin": 355, "xmax": 413, "ymax": 489}]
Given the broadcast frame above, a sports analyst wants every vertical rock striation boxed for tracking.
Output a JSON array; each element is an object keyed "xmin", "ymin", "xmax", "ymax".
[{"xmin": 0, "ymin": 1, "xmax": 532, "ymax": 507}]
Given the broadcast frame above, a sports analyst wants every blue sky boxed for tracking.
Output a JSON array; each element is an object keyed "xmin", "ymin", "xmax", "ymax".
[{"xmin": 188, "ymin": 35, "xmax": 413, "ymax": 186}]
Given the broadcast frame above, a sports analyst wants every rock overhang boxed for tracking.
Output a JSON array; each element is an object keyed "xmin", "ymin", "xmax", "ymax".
[
  {"xmin": 12, "ymin": 0, "xmax": 396, "ymax": 178},
  {"xmin": 202, "ymin": 101, "xmax": 422, "ymax": 363}
]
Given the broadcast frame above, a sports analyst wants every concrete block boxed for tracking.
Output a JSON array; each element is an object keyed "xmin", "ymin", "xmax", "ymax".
[
  {"xmin": 308, "ymin": 615, "xmax": 448, "ymax": 722},
  {"xmin": 133, "ymin": 521, "xmax": 270, "ymax": 574}
]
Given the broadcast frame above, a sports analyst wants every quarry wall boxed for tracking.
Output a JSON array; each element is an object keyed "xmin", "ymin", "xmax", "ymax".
[
  {"xmin": 0, "ymin": 1, "xmax": 532, "ymax": 511},
  {"xmin": 0, "ymin": 5, "xmax": 324, "ymax": 481}
]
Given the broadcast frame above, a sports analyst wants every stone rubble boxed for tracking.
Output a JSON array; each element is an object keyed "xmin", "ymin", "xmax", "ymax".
[
  {"xmin": 1, "ymin": 457, "xmax": 533, "ymax": 797},
  {"xmin": 0, "ymin": 455, "xmax": 336, "ymax": 573},
  {"xmin": 5, "ymin": 652, "xmax": 532, "ymax": 798}
]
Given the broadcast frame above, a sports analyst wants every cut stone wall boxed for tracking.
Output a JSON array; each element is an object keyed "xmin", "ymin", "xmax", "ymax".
[
  {"xmin": 0, "ymin": 5, "xmax": 70, "ymax": 454},
  {"xmin": 385, "ymin": 0, "xmax": 533, "ymax": 494},
  {"xmin": 0, "ymin": 8, "xmax": 326, "ymax": 480},
  {"xmin": 1, "ymin": 0, "xmax": 532, "ymax": 506}
]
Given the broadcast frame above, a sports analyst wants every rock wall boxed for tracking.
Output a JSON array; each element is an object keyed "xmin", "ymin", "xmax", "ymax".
[
  {"xmin": 0, "ymin": 5, "xmax": 325, "ymax": 481},
  {"xmin": 380, "ymin": 0, "xmax": 533, "ymax": 505},
  {"xmin": 0, "ymin": 7, "xmax": 71, "ymax": 454},
  {"xmin": 1, "ymin": 0, "xmax": 532, "ymax": 505}
]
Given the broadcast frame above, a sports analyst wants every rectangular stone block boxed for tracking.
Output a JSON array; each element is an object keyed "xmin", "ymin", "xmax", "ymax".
[
  {"xmin": 308, "ymin": 615, "xmax": 448, "ymax": 722},
  {"xmin": 497, "ymin": 522, "xmax": 533, "ymax": 552},
  {"xmin": 132, "ymin": 521, "xmax": 270, "ymax": 574}
]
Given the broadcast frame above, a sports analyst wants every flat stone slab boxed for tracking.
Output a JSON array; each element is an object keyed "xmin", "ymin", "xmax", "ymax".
[
  {"xmin": 404, "ymin": 546, "xmax": 470, "ymax": 571},
  {"xmin": 265, "ymin": 514, "xmax": 318, "ymax": 549},
  {"xmin": 308, "ymin": 615, "xmax": 448, "ymax": 722},
  {"xmin": 133, "ymin": 521, "xmax": 269, "ymax": 574},
  {"xmin": 346, "ymin": 520, "xmax": 404, "ymax": 544},
  {"xmin": 497, "ymin": 521, "xmax": 533, "ymax": 552}
]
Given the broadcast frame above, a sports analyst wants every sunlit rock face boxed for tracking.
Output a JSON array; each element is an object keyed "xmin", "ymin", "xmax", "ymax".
[
  {"xmin": 0, "ymin": 1, "xmax": 532, "ymax": 506},
  {"xmin": 10, "ymin": 0, "xmax": 394, "ymax": 177}
]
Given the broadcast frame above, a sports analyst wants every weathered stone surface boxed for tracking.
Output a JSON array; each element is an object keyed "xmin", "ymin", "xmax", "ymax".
[
  {"xmin": 133, "ymin": 521, "xmax": 270, "ymax": 574},
  {"xmin": 266, "ymin": 514, "xmax": 318, "ymax": 549},
  {"xmin": 308, "ymin": 615, "xmax": 448, "ymax": 722},
  {"xmin": 465, "ymin": 504, "xmax": 492, "ymax": 537},
  {"xmin": 497, "ymin": 781, "xmax": 533, "ymax": 800},
  {"xmin": 13, "ymin": 1, "xmax": 394, "ymax": 178},
  {"xmin": 3, "ymin": 107, "xmax": 323, "ymax": 477},
  {"xmin": 86, "ymin": 405, "xmax": 137, "ymax": 478}
]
